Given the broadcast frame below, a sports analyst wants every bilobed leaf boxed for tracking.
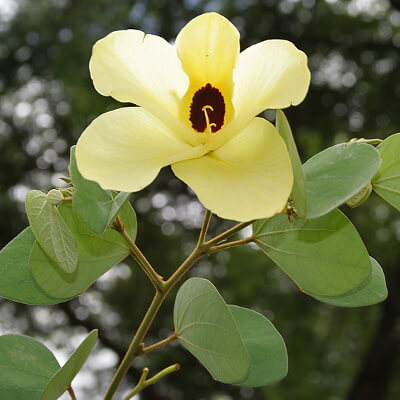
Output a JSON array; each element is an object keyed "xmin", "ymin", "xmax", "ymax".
[
  {"xmin": 40, "ymin": 330, "xmax": 98, "ymax": 400},
  {"xmin": 276, "ymin": 110, "xmax": 306, "ymax": 218},
  {"xmin": 174, "ymin": 278, "xmax": 250, "ymax": 384},
  {"xmin": 0, "ymin": 334, "xmax": 60, "ymax": 400},
  {"xmin": 253, "ymin": 209, "xmax": 371, "ymax": 296},
  {"xmin": 311, "ymin": 257, "xmax": 387, "ymax": 307},
  {"xmin": 304, "ymin": 142, "xmax": 381, "ymax": 219},
  {"xmin": 25, "ymin": 190, "xmax": 78, "ymax": 273},
  {"xmin": 346, "ymin": 182, "xmax": 372, "ymax": 208},
  {"xmin": 30, "ymin": 201, "xmax": 136, "ymax": 299},
  {"xmin": 372, "ymin": 133, "xmax": 400, "ymax": 211},
  {"xmin": 46, "ymin": 189, "xmax": 64, "ymax": 205},
  {"xmin": 70, "ymin": 146, "xmax": 131, "ymax": 233},
  {"xmin": 0, "ymin": 228, "xmax": 67, "ymax": 305},
  {"xmin": 229, "ymin": 305, "xmax": 288, "ymax": 387}
]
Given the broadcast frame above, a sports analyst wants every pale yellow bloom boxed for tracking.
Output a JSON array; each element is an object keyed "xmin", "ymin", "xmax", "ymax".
[{"xmin": 76, "ymin": 13, "xmax": 310, "ymax": 221}]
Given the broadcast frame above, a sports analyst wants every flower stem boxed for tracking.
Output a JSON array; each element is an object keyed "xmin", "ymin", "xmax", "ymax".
[
  {"xmin": 123, "ymin": 364, "xmax": 180, "ymax": 400},
  {"xmin": 197, "ymin": 209, "xmax": 212, "ymax": 246}
]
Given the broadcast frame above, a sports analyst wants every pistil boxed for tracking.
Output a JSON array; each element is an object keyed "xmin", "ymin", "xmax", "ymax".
[{"xmin": 201, "ymin": 105, "xmax": 216, "ymax": 138}]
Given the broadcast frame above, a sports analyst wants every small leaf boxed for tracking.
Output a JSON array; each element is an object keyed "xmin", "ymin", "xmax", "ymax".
[
  {"xmin": 229, "ymin": 305, "xmax": 288, "ymax": 387},
  {"xmin": 40, "ymin": 330, "xmax": 98, "ymax": 400},
  {"xmin": 276, "ymin": 110, "xmax": 306, "ymax": 218},
  {"xmin": 46, "ymin": 189, "xmax": 65, "ymax": 205},
  {"xmin": 346, "ymin": 182, "xmax": 372, "ymax": 208},
  {"xmin": 304, "ymin": 142, "xmax": 381, "ymax": 219},
  {"xmin": 0, "ymin": 228, "xmax": 66, "ymax": 305},
  {"xmin": 30, "ymin": 201, "xmax": 136, "ymax": 299},
  {"xmin": 70, "ymin": 146, "xmax": 131, "ymax": 233},
  {"xmin": 174, "ymin": 278, "xmax": 250, "ymax": 384},
  {"xmin": 0, "ymin": 334, "xmax": 60, "ymax": 400},
  {"xmin": 311, "ymin": 257, "xmax": 387, "ymax": 307},
  {"xmin": 253, "ymin": 209, "xmax": 371, "ymax": 296},
  {"xmin": 372, "ymin": 133, "xmax": 400, "ymax": 211},
  {"xmin": 26, "ymin": 190, "xmax": 78, "ymax": 273}
]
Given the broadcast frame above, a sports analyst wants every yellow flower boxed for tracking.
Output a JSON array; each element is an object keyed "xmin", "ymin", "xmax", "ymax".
[{"xmin": 76, "ymin": 12, "xmax": 310, "ymax": 221}]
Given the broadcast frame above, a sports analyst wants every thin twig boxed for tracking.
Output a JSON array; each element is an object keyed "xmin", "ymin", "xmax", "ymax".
[
  {"xmin": 123, "ymin": 365, "xmax": 180, "ymax": 400},
  {"xmin": 197, "ymin": 209, "xmax": 212, "ymax": 246},
  {"xmin": 140, "ymin": 333, "xmax": 178, "ymax": 355},
  {"xmin": 205, "ymin": 220, "xmax": 254, "ymax": 247},
  {"xmin": 115, "ymin": 216, "xmax": 166, "ymax": 292},
  {"xmin": 206, "ymin": 236, "xmax": 255, "ymax": 255}
]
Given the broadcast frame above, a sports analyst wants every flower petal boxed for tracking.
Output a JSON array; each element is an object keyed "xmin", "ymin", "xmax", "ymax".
[
  {"xmin": 89, "ymin": 30, "xmax": 196, "ymax": 144},
  {"xmin": 176, "ymin": 12, "xmax": 239, "ymax": 90},
  {"xmin": 233, "ymin": 40, "xmax": 311, "ymax": 119},
  {"xmin": 172, "ymin": 117, "xmax": 293, "ymax": 221},
  {"xmin": 176, "ymin": 12, "xmax": 240, "ymax": 128},
  {"xmin": 76, "ymin": 107, "xmax": 206, "ymax": 192}
]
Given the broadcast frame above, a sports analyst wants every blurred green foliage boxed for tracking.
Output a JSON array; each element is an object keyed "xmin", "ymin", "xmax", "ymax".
[{"xmin": 0, "ymin": 0, "xmax": 399, "ymax": 399}]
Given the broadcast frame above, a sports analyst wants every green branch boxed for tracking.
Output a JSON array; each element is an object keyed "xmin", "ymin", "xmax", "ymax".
[
  {"xmin": 104, "ymin": 209, "xmax": 254, "ymax": 400},
  {"xmin": 123, "ymin": 364, "xmax": 180, "ymax": 400},
  {"xmin": 103, "ymin": 291, "xmax": 166, "ymax": 400},
  {"xmin": 206, "ymin": 236, "xmax": 255, "ymax": 255},
  {"xmin": 115, "ymin": 216, "xmax": 166, "ymax": 292},
  {"xmin": 197, "ymin": 209, "xmax": 212, "ymax": 245},
  {"xmin": 140, "ymin": 333, "xmax": 178, "ymax": 355},
  {"xmin": 205, "ymin": 220, "xmax": 254, "ymax": 247}
]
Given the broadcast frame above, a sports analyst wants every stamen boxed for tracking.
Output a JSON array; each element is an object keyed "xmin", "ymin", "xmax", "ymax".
[{"xmin": 201, "ymin": 105, "xmax": 217, "ymax": 136}]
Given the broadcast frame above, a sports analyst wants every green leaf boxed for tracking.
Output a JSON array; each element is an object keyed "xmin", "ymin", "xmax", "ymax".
[
  {"xmin": 25, "ymin": 190, "xmax": 78, "ymax": 273},
  {"xmin": 70, "ymin": 146, "xmax": 131, "ymax": 233},
  {"xmin": 372, "ymin": 133, "xmax": 400, "ymax": 211},
  {"xmin": 229, "ymin": 305, "xmax": 288, "ymax": 387},
  {"xmin": 174, "ymin": 278, "xmax": 250, "ymax": 384},
  {"xmin": 40, "ymin": 330, "xmax": 98, "ymax": 400},
  {"xmin": 30, "ymin": 201, "xmax": 136, "ymax": 299},
  {"xmin": 46, "ymin": 189, "xmax": 65, "ymax": 205},
  {"xmin": 0, "ymin": 334, "xmax": 60, "ymax": 400},
  {"xmin": 276, "ymin": 110, "xmax": 306, "ymax": 218},
  {"xmin": 0, "ymin": 228, "xmax": 66, "ymax": 305},
  {"xmin": 253, "ymin": 209, "xmax": 371, "ymax": 296},
  {"xmin": 311, "ymin": 257, "xmax": 387, "ymax": 307},
  {"xmin": 304, "ymin": 142, "xmax": 381, "ymax": 219},
  {"xmin": 345, "ymin": 182, "xmax": 373, "ymax": 208}
]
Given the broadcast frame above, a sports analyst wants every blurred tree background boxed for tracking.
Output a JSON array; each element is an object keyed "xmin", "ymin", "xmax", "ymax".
[{"xmin": 0, "ymin": 0, "xmax": 400, "ymax": 399}]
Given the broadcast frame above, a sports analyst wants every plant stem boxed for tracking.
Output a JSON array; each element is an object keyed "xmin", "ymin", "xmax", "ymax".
[
  {"xmin": 104, "ymin": 211, "xmax": 253, "ymax": 400},
  {"xmin": 207, "ymin": 236, "xmax": 255, "ymax": 255},
  {"xmin": 205, "ymin": 220, "xmax": 254, "ymax": 247},
  {"xmin": 103, "ymin": 291, "xmax": 166, "ymax": 400},
  {"xmin": 123, "ymin": 364, "xmax": 180, "ymax": 400},
  {"xmin": 140, "ymin": 333, "xmax": 178, "ymax": 355},
  {"xmin": 116, "ymin": 216, "xmax": 166, "ymax": 292},
  {"xmin": 68, "ymin": 387, "xmax": 77, "ymax": 400},
  {"xmin": 165, "ymin": 245, "xmax": 206, "ymax": 291},
  {"xmin": 197, "ymin": 209, "xmax": 212, "ymax": 245}
]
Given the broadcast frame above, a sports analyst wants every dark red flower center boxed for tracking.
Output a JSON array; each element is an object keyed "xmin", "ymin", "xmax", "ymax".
[{"xmin": 189, "ymin": 83, "xmax": 225, "ymax": 133}]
